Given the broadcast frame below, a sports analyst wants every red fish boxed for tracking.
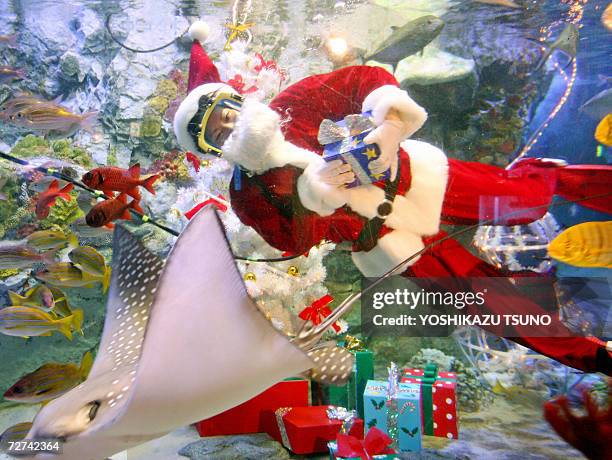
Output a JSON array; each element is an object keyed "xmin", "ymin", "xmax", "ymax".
[
  {"xmin": 185, "ymin": 151, "xmax": 201, "ymax": 173},
  {"xmin": 81, "ymin": 164, "xmax": 159, "ymax": 200},
  {"xmin": 85, "ymin": 194, "xmax": 142, "ymax": 229},
  {"xmin": 35, "ymin": 180, "xmax": 74, "ymax": 219},
  {"xmin": 543, "ymin": 382, "xmax": 612, "ymax": 460}
]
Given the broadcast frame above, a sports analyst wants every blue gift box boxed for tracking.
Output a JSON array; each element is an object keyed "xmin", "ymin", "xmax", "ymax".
[
  {"xmin": 363, "ymin": 380, "xmax": 422, "ymax": 452},
  {"xmin": 320, "ymin": 113, "xmax": 390, "ymax": 188}
]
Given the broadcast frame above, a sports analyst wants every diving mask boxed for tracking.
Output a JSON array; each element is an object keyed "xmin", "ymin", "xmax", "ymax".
[{"xmin": 195, "ymin": 91, "xmax": 244, "ymax": 157}]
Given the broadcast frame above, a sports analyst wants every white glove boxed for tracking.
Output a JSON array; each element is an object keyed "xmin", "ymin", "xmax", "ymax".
[
  {"xmin": 297, "ymin": 159, "xmax": 354, "ymax": 216},
  {"xmin": 318, "ymin": 159, "xmax": 355, "ymax": 186},
  {"xmin": 363, "ymin": 119, "xmax": 404, "ymax": 182}
]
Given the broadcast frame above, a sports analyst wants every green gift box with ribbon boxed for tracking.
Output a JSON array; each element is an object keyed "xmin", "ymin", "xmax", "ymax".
[
  {"xmin": 401, "ymin": 363, "xmax": 458, "ymax": 440},
  {"xmin": 326, "ymin": 337, "xmax": 373, "ymax": 419}
]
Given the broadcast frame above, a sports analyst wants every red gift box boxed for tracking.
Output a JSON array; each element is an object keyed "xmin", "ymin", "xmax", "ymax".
[
  {"xmin": 266, "ymin": 406, "xmax": 364, "ymax": 455},
  {"xmin": 195, "ymin": 379, "xmax": 310, "ymax": 436},
  {"xmin": 401, "ymin": 368, "xmax": 458, "ymax": 440}
]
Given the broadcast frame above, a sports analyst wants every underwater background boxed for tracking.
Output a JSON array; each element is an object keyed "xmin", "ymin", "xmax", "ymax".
[{"xmin": 0, "ymin": 0, "xmax": 610, "ymax": 459}]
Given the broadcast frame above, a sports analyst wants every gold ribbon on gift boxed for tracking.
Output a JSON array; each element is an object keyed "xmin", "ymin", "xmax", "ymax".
[
  {"xmin": 343, "ymin": 335, "xmax": 366, "ymax": 352},
  {"xmin": 274, "ymin": 407, "xmax": 293, "ymax": 450}
]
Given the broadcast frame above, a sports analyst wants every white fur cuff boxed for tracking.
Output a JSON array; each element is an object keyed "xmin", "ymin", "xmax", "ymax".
[
  {"xmin": 352, "ymin": 230, "xmax": 424, "ymax": 277},
  {"xmin": 297, "ymin": 159, "xmax": 348, "ymax": 216},
  {"xmin": 362, "ymin": 85, "xmax": 428, "ymax": 139}
]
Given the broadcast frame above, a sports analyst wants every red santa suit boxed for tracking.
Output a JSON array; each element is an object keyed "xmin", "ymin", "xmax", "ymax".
[{"xmin": 219, "ymin": 65, "xmax": 611, "ymax": 374}]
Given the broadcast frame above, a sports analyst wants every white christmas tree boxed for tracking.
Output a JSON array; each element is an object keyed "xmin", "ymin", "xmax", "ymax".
[{"xmin": 144, "ymin": 41, "xmax": 345, "ymax": 338}]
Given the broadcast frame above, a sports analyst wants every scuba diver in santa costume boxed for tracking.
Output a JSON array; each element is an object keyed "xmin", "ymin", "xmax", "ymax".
[{"xmin": 174, "ymin": 21, "xmax": 612, "ymax": 374}]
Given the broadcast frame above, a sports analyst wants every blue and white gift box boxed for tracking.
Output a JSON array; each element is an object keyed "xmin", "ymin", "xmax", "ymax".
[
  {"xmin": 363, "ymin": 380, "xmax": 422, "ymax": 452},
  {"xmin": 318, "ymin": 112, "xmax": 390, "ymax": 188}
]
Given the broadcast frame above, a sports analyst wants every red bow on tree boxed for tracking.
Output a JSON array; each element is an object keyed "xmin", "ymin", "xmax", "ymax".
[
  {"xmin": 185, "ymin": 151, "xmax": 201, "ymax": 172},
  {"xmin": 227, "ymin": 74, "xmax": 258, "ymax": 94},
  {"xmin": 336, "ymin": 427, "xmax": 397, "ymax": 460},
  {"xmin": 185, "ymin": 195, "xmax": 228, "ymax": 220},
  {"xmin": 298, "ymin": 295, "xmax": 342, "ymax": 332}
]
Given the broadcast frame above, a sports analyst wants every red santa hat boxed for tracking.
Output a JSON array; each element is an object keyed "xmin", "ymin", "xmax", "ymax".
[{"xmin": 174, "ymin": 21, "xmax": 236, "ymax": 153}]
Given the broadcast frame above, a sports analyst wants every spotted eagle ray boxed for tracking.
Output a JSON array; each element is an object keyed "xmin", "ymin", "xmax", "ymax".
[{"xmin": 23, "ymin": 207, "xmax": 354, "ymax": 460}]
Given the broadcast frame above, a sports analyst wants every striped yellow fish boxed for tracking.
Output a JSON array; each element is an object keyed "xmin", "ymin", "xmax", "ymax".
[
  {"xmin": 9, "ymin": 284, "xmax": 55, "ymax": 311},
  {"xmin": 26, "ymin": 229, "xmax": 79, "ymax": 251},
  {"xmin": 0, "ymin": 306, "xmax": 82, "ymax": 339},
  {"xmin": 35, "ymin": 262, "xmax": 110, "ymax": 293},
  {"xmin": 68, "ymin": 246, "xmax": 110, "ymax": 281},
  {"xmin": 595, "ymin": 114, "xmax": 612, "ymax": 147},
  {"xmin": 0, "ymin": 422, "xmax": 33, "ymax": 443},
  {"xmin": 548, "ymin": 221, "xmax": 612, "ymax": 268},
  {"xmin": 3, "ymin": 351, "xmax": 93, "ymax": 404}
]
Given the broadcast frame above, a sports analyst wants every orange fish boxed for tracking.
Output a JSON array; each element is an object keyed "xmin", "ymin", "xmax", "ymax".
[
  {"xmin": 85, "ymin": 193, "xmax": 142, "ymax": 229},
  {"xmin": 81, "ymin": 163, "xmax": 159, "ymax": 200},
  {"xmin": 35, "ymin": 180, "xmax": 74, "ymax": 219}
]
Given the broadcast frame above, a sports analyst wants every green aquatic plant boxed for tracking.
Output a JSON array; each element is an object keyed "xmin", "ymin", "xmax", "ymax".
[
  {"xmin": 146, "ymin": 96, "xmax": 170, "ymax": 116},
  {"xmin": 155, "ymin": 79, "xmax": 178, "ymax": 101},
  {"xmin": 9, "ymin": 135, "xmax": 94, "ymax": 168},
  {"xmin": 0, "ymin": 268, "xmax": 21, "ymax": 279},
  {"xmin": 107, "ymin": 146, "xmax": 118, "ymax": 166},
  {"xmin": 0, "ymin": 206, "xmax": 33, "ymax": 239},
  {"xmin": 140, "ymin": 115, "xmax": 163, "ymax": 138},
  {"xmin": 51, "ymin": 140, "xmax": 95, "ymax": 168},
  {"xmin": 39, "ymin": 191, "xmax": 84, "ymax": 231},
  {"xmin": 10, "ymin": 135, "xmax": 53, "ymax": 157}
]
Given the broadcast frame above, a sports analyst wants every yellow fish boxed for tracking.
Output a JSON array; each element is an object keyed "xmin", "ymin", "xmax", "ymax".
[
  {"xmin": 35, "ymin": 262, "xmax": 109, "ymax": 292},
  {"xmin": 0, "ymin": 306, "xmax": 82, "ymax": 340},
  {"xmin": 548, "ymin": 221, "xmax": 612, "ymax": 268},
  {"xmin": 26, "ymin": 229, "xmax": 79, "ymax": 251},
  {"xmin": 9, "ymin": 284, "xmax": 55, "ymax": 311},
  {"xmin": 3, "ymin": 352, "xmax": 93, "ymax": 404},
  {"xmin": 0, "ymin": 422, "xmax": 33, "ymax": 443},
  {"xmin": 595, "ymin": 114, "xmax": 612, "ymax": 147},
  {"xmin": 68, "ymin": 246, "xmax": 111, "ymax": 286},
  {"xmin": 603, "ymin": 3, "xmax": 612, "ymax": 32},
  {"xmin": 8, "ymin": 285, "xmax": 74, "ymax": 319},
  {"xmin": 5, "ymin": 99, "xmax": 97, "ymax": 135}
]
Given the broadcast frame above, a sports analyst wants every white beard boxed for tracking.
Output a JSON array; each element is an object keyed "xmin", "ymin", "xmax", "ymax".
[{"xmin": 221, "ymin": 99, "xmax": 319, "ymax": 174}]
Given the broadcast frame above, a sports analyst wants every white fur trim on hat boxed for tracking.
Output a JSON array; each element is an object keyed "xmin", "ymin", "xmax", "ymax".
[
  {"xmin": 173, "ymin": 83, "xmax": 233, "ymax": 153},
  {"xmin": 221, "ymin": 99, "xmax": 320, "ymax": 173},
  {"xmin": 362, "ymin": 85, "xmax": 428, "ymax": 138},
  {"xmin": 189, "ymin": 21, "xmax": 210, "ymax": 42}
]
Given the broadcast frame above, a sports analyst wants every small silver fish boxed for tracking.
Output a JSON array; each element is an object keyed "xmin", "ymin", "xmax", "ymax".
[{"xmin": 0, "ymin": 66, "xmax": 25, "ymax": 82}]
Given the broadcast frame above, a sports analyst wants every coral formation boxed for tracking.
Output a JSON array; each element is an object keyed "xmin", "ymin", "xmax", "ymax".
[{"xmin": 39, "ymin": 191, "xmax": 84, "ymax": 231}]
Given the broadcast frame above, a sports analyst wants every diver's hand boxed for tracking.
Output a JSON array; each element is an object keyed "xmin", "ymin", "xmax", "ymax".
[
  {"xmin": 318, "ymin": 159, "xmax": 355, "ymax": 186},
  {"xmin": 297, "ymin": 160, "xmax": 352, "ymax": 216},
  {"xmin": 364, "ymin": 119, "xmax": 404, "ymax": 182}
]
